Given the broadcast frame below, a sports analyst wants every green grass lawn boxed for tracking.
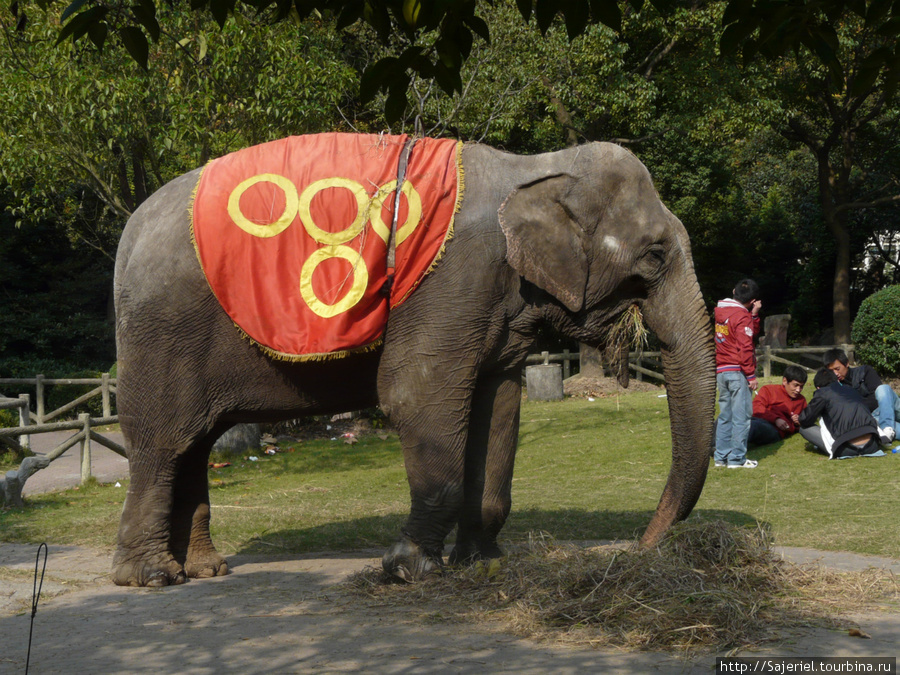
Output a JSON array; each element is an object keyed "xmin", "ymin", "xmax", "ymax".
[{"xmin": 2, "ymin": 379, "xmax": 898, "ymax": 558}]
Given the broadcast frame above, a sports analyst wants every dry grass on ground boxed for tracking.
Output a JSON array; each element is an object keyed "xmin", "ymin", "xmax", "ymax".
[{"xmin": 345, "ymin": 520, "xmax": 900, "ymax": 653}]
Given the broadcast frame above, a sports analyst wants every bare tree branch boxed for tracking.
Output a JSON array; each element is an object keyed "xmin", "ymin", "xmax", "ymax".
[
  {"xmin": 608, "ymin": 128, "xmax": 678, "ymax": 145},
  {"xmin": 872, "ymin": 233, "xmax": 900, "ymax": 268},
  {"xmin": 835, "ymin": 193, "xmax": 900, "ymax": 212}
]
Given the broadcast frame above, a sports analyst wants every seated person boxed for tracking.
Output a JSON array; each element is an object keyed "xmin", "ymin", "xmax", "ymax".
[
  {"xmin": 823, "ymin": 348, "xmax": 900, "ymax": 446},
  {"xmin": 798, "ymin": 368, "xmax": 885, "ymax": 459},
  {"xmin": 748, "ymin": 365, "xmax": 808, "ymax": 446}
]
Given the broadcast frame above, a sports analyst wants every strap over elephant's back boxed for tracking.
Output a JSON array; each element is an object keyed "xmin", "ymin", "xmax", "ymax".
[{"xmin": 191, "ymin": 133, "xmax": 462, "ymax": 361}]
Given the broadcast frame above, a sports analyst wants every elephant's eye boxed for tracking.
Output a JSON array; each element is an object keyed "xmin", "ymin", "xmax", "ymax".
[{"xmin": 642, "ymin": 245, "xmax": 666, "ymax": 268}]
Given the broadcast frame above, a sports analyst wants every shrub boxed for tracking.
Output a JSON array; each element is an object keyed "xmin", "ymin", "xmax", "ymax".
[{"xmin": 852, "ymin": 285, "xmax": 900, "ymax": 376}]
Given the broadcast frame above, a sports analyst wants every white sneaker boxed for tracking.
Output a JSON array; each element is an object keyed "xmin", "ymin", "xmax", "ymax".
[{"xmin": 727, "ymin": 459, "xmax": 758, "ymax": 468}]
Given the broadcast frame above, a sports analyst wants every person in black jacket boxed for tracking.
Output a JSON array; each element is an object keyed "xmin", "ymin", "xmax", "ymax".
[
  {"xmin": 823, "ymin": 348, "xmax": 900, "ymax": 446},
  {"xmin": 798, "ymin": 368, "xmax": 885, "ymax": 459}
]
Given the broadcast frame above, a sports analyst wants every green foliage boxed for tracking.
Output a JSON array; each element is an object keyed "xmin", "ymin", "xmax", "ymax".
[
  {"xmin": 0, "ymin": 192, "xmax": 115, "ymax": 378},
  {"xmin": 0, "ymin": 5, "xmax": 357, "ymax": 234},
  {"xmin": 18, "ymin": 0, "xmax": 900, "ymax": 123},
  {"xmin": 0, "ymin": 409, "xmax": 18, "ymax": 430},
  {"xmin": 852, "ymin": 285, "xmax": 900, "ymax": 376}
]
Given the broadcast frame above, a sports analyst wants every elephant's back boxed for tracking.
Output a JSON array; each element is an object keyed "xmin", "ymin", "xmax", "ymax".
[{"xmin": 115, "ymin": 168, "xmax": 204, "ymax": 305}]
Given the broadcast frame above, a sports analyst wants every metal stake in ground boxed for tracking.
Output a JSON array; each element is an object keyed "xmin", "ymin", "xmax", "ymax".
[{"xmin": 25, "ymin": 542, "xmax": 47, "ymax": 675}]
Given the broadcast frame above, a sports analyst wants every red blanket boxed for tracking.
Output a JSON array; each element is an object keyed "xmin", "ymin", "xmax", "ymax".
[{"xmin": 192, "ymin": 133, "xmax": 462, "ymax": 360}]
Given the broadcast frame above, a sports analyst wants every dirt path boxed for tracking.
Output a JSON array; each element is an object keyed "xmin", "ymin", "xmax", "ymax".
[
  {"xmin": 1, "ymin": 541, "xmax": 899, "ymax": 674},
  {"xmin": 4, "ymin": 424, "xmax": 899, "ymax": 672}
]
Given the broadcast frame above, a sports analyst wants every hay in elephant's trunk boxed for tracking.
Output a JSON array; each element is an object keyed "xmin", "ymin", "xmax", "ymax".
[{"xmin": 344, "ymin": 520, "xmax": 900, "ymax": 653}]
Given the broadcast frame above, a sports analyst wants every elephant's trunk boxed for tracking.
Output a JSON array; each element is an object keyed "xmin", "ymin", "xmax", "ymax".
[{"xmin": 639, "ymin": 245, "xmax": 716, "ymax": 547}]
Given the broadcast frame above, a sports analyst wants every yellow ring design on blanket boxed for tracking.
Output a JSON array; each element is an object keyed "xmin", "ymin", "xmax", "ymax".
[
  {"xmin": 227, "ymin": 173, "xmax": 299, "ymax": 237},
  {"xmin": 299, "ymin": 245, "xmax": 369, "ymax": 318},
  {"xmin": 369, "ymin": 180, "xmax": 422, "ymax": 246},
  {"xmin": 299, "ymin": 178, "xmax": 369, "ymax": 246}
]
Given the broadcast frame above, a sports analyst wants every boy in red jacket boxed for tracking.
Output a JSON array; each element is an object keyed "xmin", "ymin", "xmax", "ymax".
[
  {"xmin": 748, "ymin": 365, "xmax": 808, "ymax": 446},
  {"xmin": 714, "ymin": 279, "xmax": 761, "ymax": 468}
]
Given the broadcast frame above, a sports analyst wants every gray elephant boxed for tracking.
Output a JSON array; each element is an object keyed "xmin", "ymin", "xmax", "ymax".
[{"xmin": 112, "ymin": 134, "xmax": 715, "ymax": 587}]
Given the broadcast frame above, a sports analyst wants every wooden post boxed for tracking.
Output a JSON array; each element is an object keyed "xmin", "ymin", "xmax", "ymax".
[
  {"xmin": 35, "ymin": 374, "xmax": 45, "ymax": 424},
  {"xmin": 541, "ymin": 350, "xmax": 550, "ymax": 365},
  {"xmin": 763, "ymin": 346, "xmax": 772, "ymax": 379},
  {"xmin": 102, "ymin": 372, "xmax": 111, "ymax": 418},
  {"xmin": 636, "ymin": 355, "xmax": 643, "ymax": 382},
  {"xmin": 79, "ymin": 412, "xmax": 92, "ymax": 484},
  {"xmin": 562, "ymin": 349, "xmax": 571, "ymax": 379},
  {"xmin": 18, "ymin": 394, "xmax": 30, "ymax": 452},
  {"xmin": 842, "ymin": 343, "xmax": 855, "ymax": 364}
]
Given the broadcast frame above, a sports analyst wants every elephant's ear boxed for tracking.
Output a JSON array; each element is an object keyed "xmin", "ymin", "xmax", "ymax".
[{"xmin": 499, "ymin": 174, "xmax": 588, "ymax": 312}]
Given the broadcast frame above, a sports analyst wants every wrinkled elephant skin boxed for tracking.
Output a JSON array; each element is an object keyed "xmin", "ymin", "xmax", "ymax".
[{"xmin": 112, "ymin": 139, "xmax": 715, "ymax": 587}]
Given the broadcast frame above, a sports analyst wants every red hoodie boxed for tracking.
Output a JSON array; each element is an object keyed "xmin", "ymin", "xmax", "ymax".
[
  {"xmin": 714, "ymin": 298, "xmax": 759, "ymax": 386},
  {"xmin": 752, "ymin": 384, "xmax": 807, "ymax": 437}
]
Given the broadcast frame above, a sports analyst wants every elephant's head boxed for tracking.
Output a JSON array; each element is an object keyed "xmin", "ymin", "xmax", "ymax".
[{"xmin": 499, "ymin": 142, "xmax": 715, "ymax": 546}]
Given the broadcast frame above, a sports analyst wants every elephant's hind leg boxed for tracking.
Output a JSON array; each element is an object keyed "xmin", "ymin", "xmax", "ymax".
[
  {"xmin": 112, "ymin": 420, "xmax": 224, "ymax": 586},
  {"xmin": 171, "ymin": 435, "xmax": 228, "ymax": 579},
  {"xmin": 112, "ymin": 441, "xmax": 186, "ymax": 587}
]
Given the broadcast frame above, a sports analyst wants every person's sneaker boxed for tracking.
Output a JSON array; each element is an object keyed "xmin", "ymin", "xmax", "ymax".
[
  {"xmin": 727, "ymin": 459, "xmax": 758, "ymax": 468},
  {"xmin": 880, "ymin": 427, "xmax": 896, "ymax": 445},
  {"xmin": 714, "ymin": 460, "xmax": 726, "ymax": 467}
]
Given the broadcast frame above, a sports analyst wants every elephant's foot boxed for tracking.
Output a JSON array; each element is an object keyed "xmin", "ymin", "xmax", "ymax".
[
  {"xmin": 184, "ymin": 549, "xmax": 229, "ymax": 579},
  {"xmin": 382, "ymin": 535, "xmax": 444, "ymax": 582},
  {"xmin": 448, "ymin": 537, "xmax": 503, "ymax": 566},
  {"xmin": 111, "ymin": 549, "xmax": 186, "ymax": 587}
]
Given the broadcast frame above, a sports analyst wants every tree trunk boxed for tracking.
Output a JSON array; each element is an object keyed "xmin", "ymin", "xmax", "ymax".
[
  {"xmin": 542, "ymin": 75, "xmax": 579, "ymax": 147},
  {"xmin": 817, "ymin": 147, "xmax": 853, "ymax": 344},
  {"xmin": 829, "ymin": 213, "xmax": 852, "ymax": 344}
]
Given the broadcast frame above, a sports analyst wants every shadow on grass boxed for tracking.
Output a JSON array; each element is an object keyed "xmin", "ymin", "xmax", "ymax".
[
  {"xmin": 232, "ymin": 508, "xmax": 766, "ymax": 556},
  {"xmin": 747, "ymin": 439, "xmax": 785, "ymax": 462}
]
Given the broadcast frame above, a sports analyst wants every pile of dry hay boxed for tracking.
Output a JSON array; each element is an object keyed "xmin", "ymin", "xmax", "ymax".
[{"xmin": 345, "ymin": 520, "xmax": 899, "ymax": 653}]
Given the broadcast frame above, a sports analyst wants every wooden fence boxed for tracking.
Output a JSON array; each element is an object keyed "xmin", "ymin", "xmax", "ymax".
[
  {"xmin": 525, "ymin": 344, "xmax": 856, "ymax": 383},
  {"xmin": 0, "ymin": 373, "xmax": 116, "ymax": 424},
  {"xmin": 0, "ymin": 374, "xmax": 123, "ymax": 506}
]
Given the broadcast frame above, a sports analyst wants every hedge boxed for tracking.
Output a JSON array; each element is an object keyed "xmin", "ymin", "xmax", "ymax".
[{"xmin": 852, "ymin": 285, "xmax": 900, "ymax": 376}]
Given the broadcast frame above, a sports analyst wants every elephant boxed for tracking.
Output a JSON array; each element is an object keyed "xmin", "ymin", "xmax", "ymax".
[{"xmin": 111, "ymin": 134, "xmax": 716, "ymax": 587}]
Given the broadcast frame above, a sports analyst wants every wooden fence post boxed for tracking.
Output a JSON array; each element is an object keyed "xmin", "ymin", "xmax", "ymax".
[
  {"xmin": 35, "ymin": 374, "xmax": 45, "ymax": 424},
  {"xmin": 763, "ymin": 346, "xmax": 772, "ymax": 378},
  {"xmin": 636, "ymin": 354, "xmax": 643, "ymax": 382},
  {"xmin": 562, "ymin": 349, "xmax": 571, "ymax": 379},
  {"xmin": 842, "ymin": 343, "xmax": 855, "ymax": 364},
  {"xmin": 79, "ymin": 412, "xmax": 92, "ymax": 484},
  {"xmin": 102, "ymin": 372, "xmax": 111, "ymax": 418},
  {"xmin": 541, "ymin": 351, "xmax": 550, "ymax": 365},
  {"xmin": 18, "ymin": 394, "xmax": 30, "ymax": 452}
]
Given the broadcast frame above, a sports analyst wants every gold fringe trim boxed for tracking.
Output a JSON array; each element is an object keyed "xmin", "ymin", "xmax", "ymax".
[
  {"xmin": 253, "ymin": 337, "xmax": 384, "ymax": 362},
  {"xmin": 390, "ymin": 139, "xmax": 464, "ymax": 308},
  {"xmin": 455, "ymin": 139, "xmax": 465, "ymax": 214},
  {"xmin": 189, "ymin": 161, "xmax": 223, "ymax": 306},
  {"xmin": 188, "ymin": 164, "xmax": 205, "ymax": 267}
]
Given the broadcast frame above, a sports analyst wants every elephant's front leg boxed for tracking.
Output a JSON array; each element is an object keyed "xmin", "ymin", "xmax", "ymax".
[
  {"xmin": 449, "ymin": 371, "xmax": 521, "ymax": 565},
  {"xmin": 381, "ymin": 393, "xmax": 472, "ymax": 581}
]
